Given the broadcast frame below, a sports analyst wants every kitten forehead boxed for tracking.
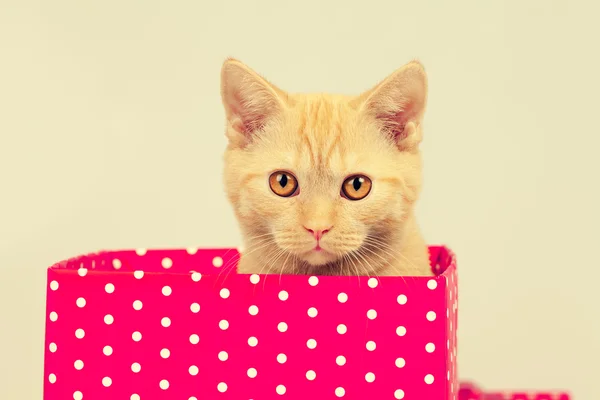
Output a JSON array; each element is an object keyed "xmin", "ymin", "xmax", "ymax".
[{"xmin": 288, "ymin": 95, "xmax": 379, "ymax": 173}]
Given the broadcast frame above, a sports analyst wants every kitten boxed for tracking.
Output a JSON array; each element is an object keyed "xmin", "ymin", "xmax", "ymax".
[{"xmin": 219, "ymin": 59, "xmax": 432, "ymax": 277}]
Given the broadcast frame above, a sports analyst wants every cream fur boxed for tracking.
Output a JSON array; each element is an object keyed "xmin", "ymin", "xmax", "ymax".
[{"xmin": 219, "ymin": 59, "xmax": 432, "ymax": 277}]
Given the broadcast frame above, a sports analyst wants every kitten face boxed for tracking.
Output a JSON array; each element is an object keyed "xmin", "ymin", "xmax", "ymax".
[{"xmin": 220, "ymin": 60, "xmax": 427, "ymax": 275}]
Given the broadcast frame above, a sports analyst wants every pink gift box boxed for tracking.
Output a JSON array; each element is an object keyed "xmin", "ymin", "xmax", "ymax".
[
  {"xmin": 44, "ymin": 245, "xmax": 458, "ymax": 400},
  {"xmin": 458, "ymin": 382, "xmax": 572, "ymax": 400}
]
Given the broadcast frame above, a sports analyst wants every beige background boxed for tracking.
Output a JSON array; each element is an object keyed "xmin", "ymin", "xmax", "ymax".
[{"xmin": 1, "ymin": 0, "xmax": 599, "ymax": 398}]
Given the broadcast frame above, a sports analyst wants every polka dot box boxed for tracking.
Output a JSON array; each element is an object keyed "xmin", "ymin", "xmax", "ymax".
[{"xmin": 44, "ymin": 245, "xmax": 458, "ymax": 399}]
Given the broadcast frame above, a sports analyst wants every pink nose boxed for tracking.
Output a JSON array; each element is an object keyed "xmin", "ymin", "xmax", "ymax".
[{"xmin": 304, "ymin": 226, "xmax": 332, "ymax": 241}]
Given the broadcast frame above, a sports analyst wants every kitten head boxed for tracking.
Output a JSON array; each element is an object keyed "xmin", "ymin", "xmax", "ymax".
[{"xmin": 220, "ymin": 59, "xmax": 427, "ymax": 275}]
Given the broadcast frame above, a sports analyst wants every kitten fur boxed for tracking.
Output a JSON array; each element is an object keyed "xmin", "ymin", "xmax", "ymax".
[{"xmin": 220, "ymin": 59, "xmax": 432, "ymax": 277}]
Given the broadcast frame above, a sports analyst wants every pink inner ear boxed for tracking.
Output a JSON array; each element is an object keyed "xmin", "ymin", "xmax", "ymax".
[
  {"xmin": 231, "ymin": 92, "xmax": 269, "ymax": 136},
  {"xmin": 376, "ymin": 102, "xmax": 414, "ymax": 142}
]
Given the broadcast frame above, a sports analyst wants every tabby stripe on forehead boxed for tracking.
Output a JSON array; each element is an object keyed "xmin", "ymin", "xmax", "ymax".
[
  {"xmin": 323, "ymin": 134, "xmax": 341, "ymax": 168},
  {"xmin": 301, "ymin": 135, "xmax": 317, "ymax": 168}
]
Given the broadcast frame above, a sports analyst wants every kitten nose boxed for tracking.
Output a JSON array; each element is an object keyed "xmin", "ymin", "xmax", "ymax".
[{"xmin": 304, "ymin": 226, "xmax": 332, "ymax": 241}]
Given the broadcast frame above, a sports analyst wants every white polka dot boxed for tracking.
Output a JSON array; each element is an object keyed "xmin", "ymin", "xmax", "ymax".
[
  {"xmin": 427, "ymin": 279, "xmax": 438, "ymax": 290},
  {"xmin": 135, "ymin": 248, "xmax": 147, "ymax": 256},
  {"xmin": 425, "ymin": 374, "xmax": 435, "ymax": 384},
  {"xmin": 160, "ymin": 348, "xmax": 170, "ymax": 359},
  {"xmin": 447, "ymin": 340, "xmax": 450, "ymax": 349},
  {"xmin": 162, "ymin": 286, "xmax": 172, "ymax": 296},
  {"xmin": 277, "ymin": 322, "xmax": 288, "ymax": 332},
  {"xmin": 73, "ymin": 391, "xmax": 82, "ymax": 400},
  {"xmin": 161, "ymin": 317, "xmax": 171, "ymax": 327},
  {"xmin": 276, "ymin": 385, "xmax": 286, "ymax": 395},
  {"xmin": 48, "ymin": 374, "xmax": 57, "ymax": 384},
  {"xmin": 103, "ymin": 346, "xmax": 113, "ymax": 356},
  {"xmin": 74, "ymin": 360, "xmax": 84, "ymax": 370},
  {"xmin": 335, "ymin": 387, "xmax": 345, "ymax": 397},
  {"xmin": 50, "ymin": 281, "xmax": 59, "ymax": 291},
  {"xmin": 133, "ymin": 300, "xmax": 143, "ymax": 310},
  {"xmin": 190, "ymin": 303, "xmax": 200, "ymax": 313},
  {"xmin": 131, "ymin": 363, "xmax": 141, "ymax": 373},
  {"xmin": 219, "ymin": 288, "xmax": 230, "ymax": 299},
  {"xmin": 248, "ymin": 336, "xmax": 258, "ymax": 347},
  {"xmin": 396, "ymin": 326, "xmax": 407, "ymax": 336},
  {"xmin": 306, "ymin": 370, "xmax": 316, "ymax": 380},
  {"xmin": 367, "ymin": 309, "xmax": 377, "ymax": 320},
  {"xmin": 395, "ymin": 358, "xmax": 406, "ymax": 368},
  {"xmin": 132, "ymin": 331, "xmax": 142, "ymax": 342},
  {"xmin": 49, "ymin": 342, "xmax": 57, "ymax": 353},
  {"xmin": 248, "ymin": 305, "xmax": 259, "ymax": 315},
  {"xmin": 250, "ymin": 274, "xmax": 260, "ymax": 284},
  {"xmin": 75, "ymin": 329, "xmax": 85, "ymax": 339},
  {"xmin": 104, "ymin": 314, "xmax": 114, "ymax": 325},
  {"xmin": 337, "ymin": 293, "xmax": 348, "ymax": 303},
  {"xmin": 212, "ymin": 256, "xmax": 223, "ymax": 267},
  {"xmin": 366, "ymin": 341, "xmax": 376, "ymax": 351},
  {"xmin": 337, "ymin": 324, "xmax": 347, "ymax": 334},
  {"xmin": 189, "ymin": 365, "xmax": 199, "ymax": 376},
  {"xmin": 307, "ymin": 307, "xmax": 318, "ymax": 318},
  {"xmin": 76, "ymin": 297, "xmax": 86, "ymax": 308},
  {"xmin": 186, "ymin": 247, "xmax": 198, "ymax": 255},
  {"xmin": 161, "ymin": 257, "xmax": 173, "ymax": 269},
  {"xmin": 134, "ymin": 270, "xmax": 144, "ymax": 279},
  {"xmin": 397, "ymin": 294, "xmax": 408, "ymax": 305},
  {"xmin": 336, "ymin": 355, "xmax": 346, "ymax": 366},
  {"xmin": 105, "ymin": 283, "xmax": 115, "ymax": 294},
  {"xmin": 160, "ymin": 380, "xmax": 169, "ymax": 390},
  {"xmin": 191, "ymin": 272, "xmax": 202, "ymax": 282},
  {"xmin": 102, "ymin": 377, "xmax": 112, "ymax": 387},
  {"xmin": 247, "ymin": 368, "xmax": 257, "ymax": 378},
  {"xmin": 131, "ymin": 395, "xmax": 140, "ymax": 400},
  {"xmin": 189, "ymin": 334, "xmax": 200, "ymax": 345},
  {"xmin": 219, "ymin": 320, "xmax": 229, "ymax": 330},
  {"xmin": 394, "ymin": 389, "xmax": 405, "ymax": 399},
  {"xmin": 218, "ymin": 351, "xmax": 228, "ymax": 361},
  {"xmin": 78, "ymin": 268, "xmax": 88, "ymax": 277},
  {"xmin": 427, "ymin": 311, "xmax": 437, "ymax": 321},
  {"xmin": 217, "ymin": 382, "xmax": 227, "ymax": 393},
  {"xmin": 49, "ymin": 312, "xmax": 58, "ymax": 322},
  {"xmin": 307, "ymin": 339, "xmax": 317, "ymax": 349},
  {"xmin": 308, "ymin": 276, "xmax": 319, "ymax": 286},
  {"xmin": 112, "ymin": 259, "xmax": 122, "ymax": 269},
  {"xmin": 368, "ymin": 277, "xmax": 378, "ymax": 288},
  {"xmin": 277, "ymin": 353, "xmax": 287, "ymax": 364},
  {"xmin": 426, "ymin": 343, "xmax": 436, "ymax": 353},
  {"xmin": 365, "ymin": 372, "xmax": 376, "ymax": 383},
  {"xmin": 447, "ymin": 371, "xmax": 450, "ymax": 381},
  {"xmin": 278, "ymin": 290, "xmax": 289, "ymax": 301}
]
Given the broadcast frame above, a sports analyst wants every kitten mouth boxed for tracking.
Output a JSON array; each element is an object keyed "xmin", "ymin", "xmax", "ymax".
[{"xmin": 301, "ymin": 246, "xmax": 336, "ymax": 266}]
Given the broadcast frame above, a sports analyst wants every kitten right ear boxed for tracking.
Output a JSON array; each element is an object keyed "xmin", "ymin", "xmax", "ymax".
[{"xmin": 220, "ymin": 59, "xmax": 287, "ymax": 146}]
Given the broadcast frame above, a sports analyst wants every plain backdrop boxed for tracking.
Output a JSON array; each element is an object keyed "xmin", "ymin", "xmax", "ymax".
[{"xmin": 1, "ymin": 0, "xmax": 599, "ymax": 398}]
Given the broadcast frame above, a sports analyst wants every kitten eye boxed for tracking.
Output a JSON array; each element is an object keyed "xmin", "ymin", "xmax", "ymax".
[
  {"xmin": 269, "ymin": 171, "xmax": 299, "ymax": 197},
  {"xmin": 341, "ymin": 175, "xmax": 372, "ymax": 201}
]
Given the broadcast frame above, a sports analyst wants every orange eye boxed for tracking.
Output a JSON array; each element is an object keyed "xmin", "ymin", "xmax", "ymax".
[
  {"xmin": 269, "ymin": 171, "xmax": 299, "ymax": 197},
  {"xmin": 342, "ymin": 175, "xmax": 372, "ymax": 200}
]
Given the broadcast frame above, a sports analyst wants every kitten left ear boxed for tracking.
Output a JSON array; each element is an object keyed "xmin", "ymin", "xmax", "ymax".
[
  {"xmin": 354, "ymin": 61, "xmax": 428, "ymax": 152},
  {"xmin": 220, "ymin": 59, "xmax": 288, "ymax": 147}
]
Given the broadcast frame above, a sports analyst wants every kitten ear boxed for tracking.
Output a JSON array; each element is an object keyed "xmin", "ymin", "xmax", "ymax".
[
  {"xmin": 354, "ymin": 61, "xmax": 428, "ymax": 152},
  {"xmin": 220, "ymin": 59, "xmax": 288, "ymax": 146}
]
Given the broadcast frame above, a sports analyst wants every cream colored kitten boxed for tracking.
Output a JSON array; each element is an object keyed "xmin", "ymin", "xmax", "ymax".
[{"xmin": 220, "ymin": 59, "xmax": 432, "ymax": 277}]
